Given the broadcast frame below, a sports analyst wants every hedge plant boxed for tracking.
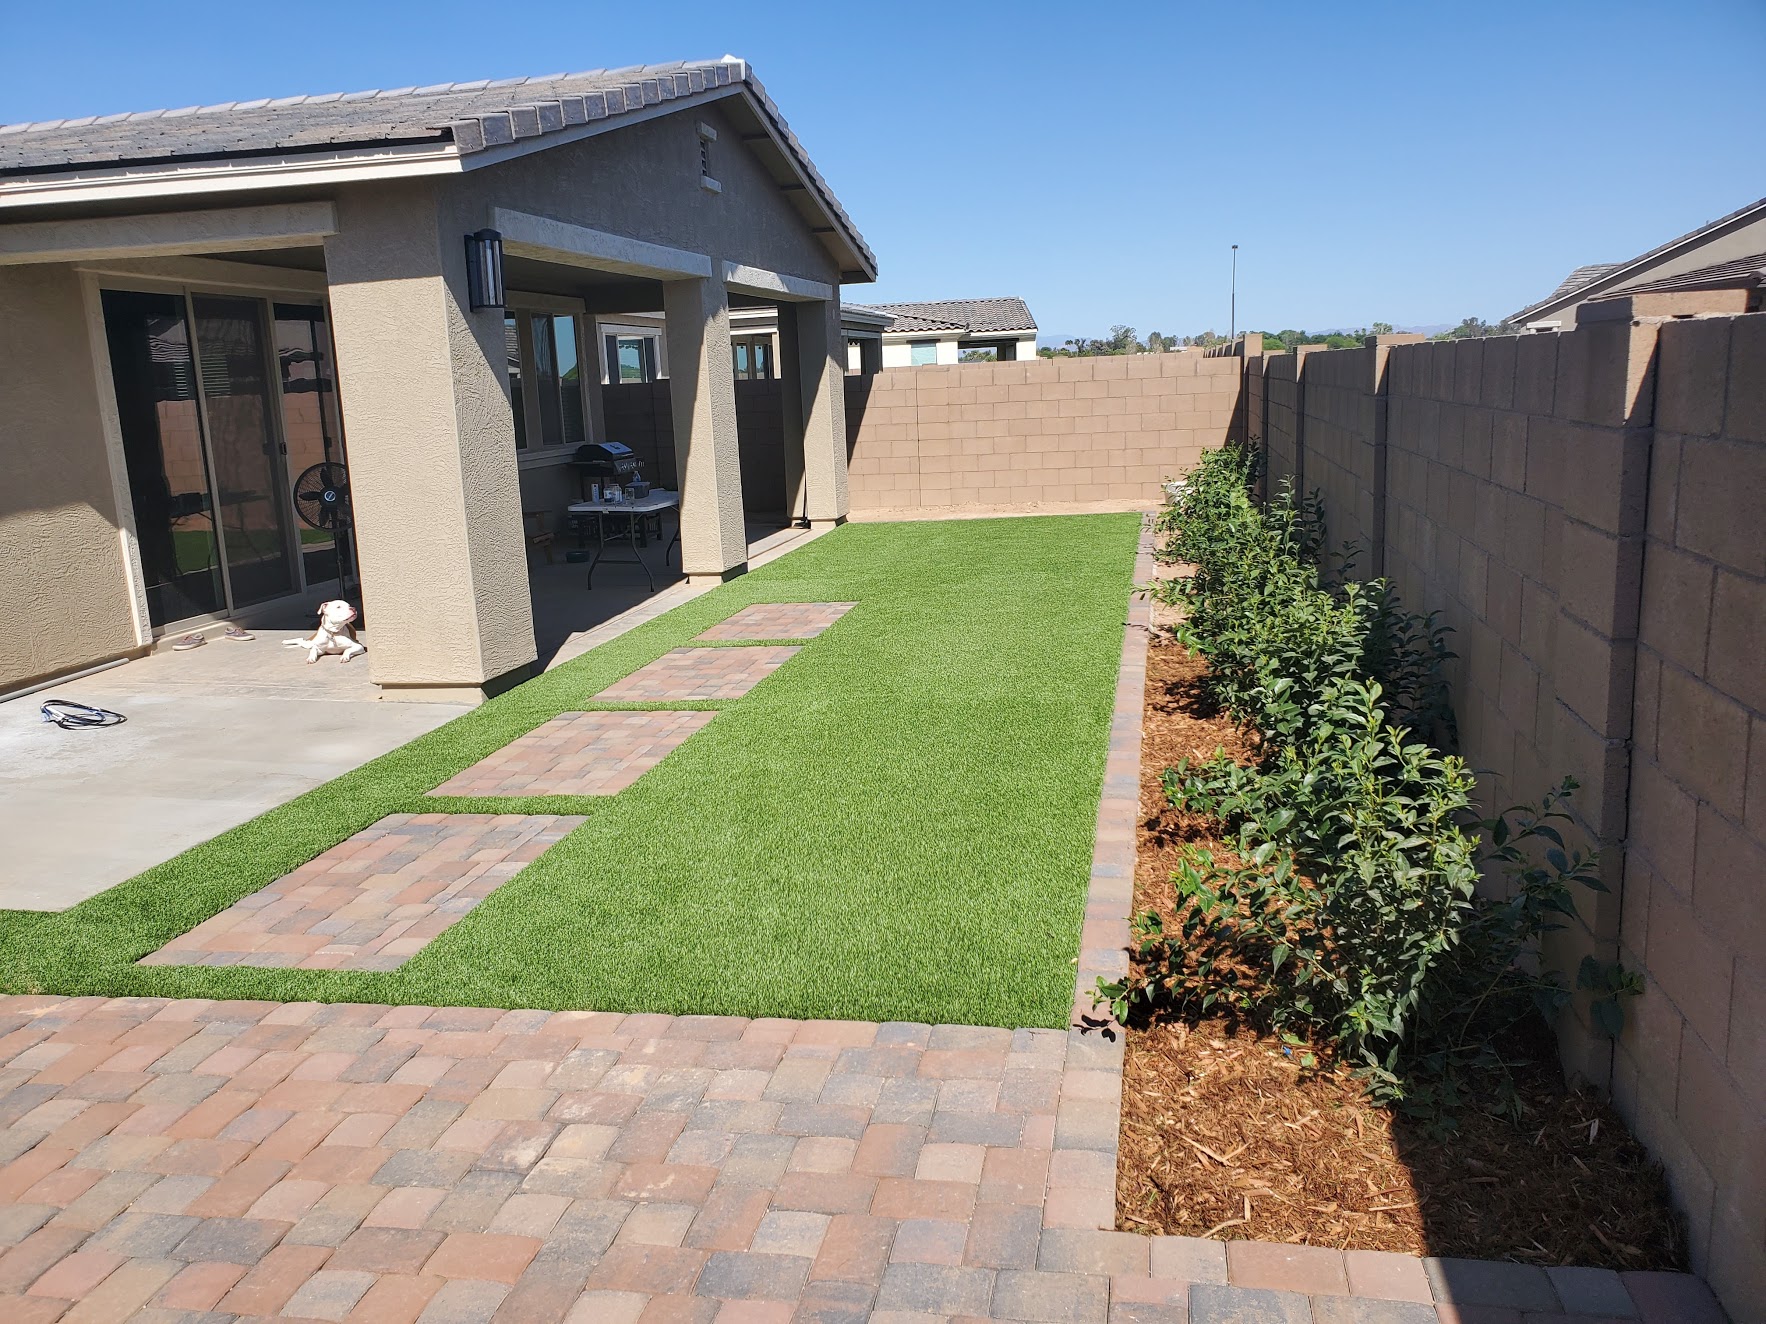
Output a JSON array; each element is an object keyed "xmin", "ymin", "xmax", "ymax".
[{"xmin": 1103, "ymin": 446, "xmax": 1634, "ymax": 1120}]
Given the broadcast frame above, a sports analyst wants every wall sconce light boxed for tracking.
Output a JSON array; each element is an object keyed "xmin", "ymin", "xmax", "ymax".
[{"xmin": 465, "ymin": 229, "xmax": 505, "ymax": 310}]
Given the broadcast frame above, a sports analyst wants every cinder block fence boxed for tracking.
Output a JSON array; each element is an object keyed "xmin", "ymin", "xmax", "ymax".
[
  {"xmin": 1242, "ymin": 313, "xmax": 1766, "ymax": 1313},
  {"xmin": 833, "ymin": 315, "xmax": 1762, "ymax": 1312},
  {"xmin": 842, "ymin": 351, "xmax": 1244, "ymax": 511}
]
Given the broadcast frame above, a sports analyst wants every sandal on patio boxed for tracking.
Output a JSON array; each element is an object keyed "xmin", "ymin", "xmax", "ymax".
[
  {"xmin": 170, "ymin": 633, "xmax": 207, "ymax": 651},
  {"xmin": 222, "ymin": 627, "xmax": 255, "ymax": 641}
]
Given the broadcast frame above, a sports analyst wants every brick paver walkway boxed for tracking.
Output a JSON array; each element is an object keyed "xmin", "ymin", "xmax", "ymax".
[
  {"xmin": 7, "ymin": 519, "xmax": 1725, "ymax": 1322},
  {"xmin": 428, "ymin": 712, "xmax": 717, "ymax": 799},
  {"xmin": 138, "ymin": 816, "xmax": 584, "ymax": 973},
  {"xmin": 695, "ymin": 604, "xmax": 857, "ymax": 642},
  {"xmin": 0, "ymin": 997, "xmax": 1722, "ymax": 1322},
  {"xmin": 594, "ymin": 648, "xmax": 803, "ymax": 703}
]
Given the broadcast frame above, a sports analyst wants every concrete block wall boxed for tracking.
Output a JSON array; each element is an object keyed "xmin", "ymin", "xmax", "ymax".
[
  {"xmin": 1620, "ymin": 312, "xmax": 1766, "ymax": 1308},
  {"xmin": 1275, "ymin": 315, "xmax": 1764, "ymax": 1314},
  {"xmin": 1292, "ymin": 345, "xmax": 1381, "ymax": 570},
  {"xmin": 843, "ymin": 351, "xmax": 1243, "ymax": 511},
  {"xmin": 1262, "ymin": 353, "xmax": 1300, "ymax": 493}
]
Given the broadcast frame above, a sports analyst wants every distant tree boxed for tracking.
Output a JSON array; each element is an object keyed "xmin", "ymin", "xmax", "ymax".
[
  {"xmin": 1372, "ymin": 321, "xmax": 1395, "ymax": 336},
  {"xmin": 1433, "ymin": 316, "xmax": 1523, "ymax": 341},
  {"xmin": 959, "ymin": 348, "xmax": 998, "ymax": 363}
]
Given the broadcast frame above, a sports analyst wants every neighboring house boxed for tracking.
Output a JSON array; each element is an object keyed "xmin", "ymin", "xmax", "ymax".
[
  {"xmin": 1510, "ymin": 194, "xmax": 1766, "ymax": 328},
  {"xmin": 587, "ymin": 296, "xmax": 1035, "ymax": 381},
  {"xmin": 0, "ymin": 57, "xmax": 875, "ymax": 701},
  {"xmin": 860, "ymin": 297, "xmax": 1039, "ymax": 366}
]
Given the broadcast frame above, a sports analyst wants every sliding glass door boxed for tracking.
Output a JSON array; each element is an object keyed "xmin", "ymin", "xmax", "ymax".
[
  {"xmin": 101, "ymin": 285, "xmax": 341, "ymax": 629},
  {"xmin": 101, "ymin": 290, "xmax": 223, "ymax": 627},
  {"xmin": 190, "ymin": 294, "xmax": 297, "ymax": 608}
]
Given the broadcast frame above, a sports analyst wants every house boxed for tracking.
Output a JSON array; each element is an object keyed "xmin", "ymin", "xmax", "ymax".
[
  {"xmin": 1509, "ymin": 193, "xmax": 1766, "ymax": 328},
  {"xmin": 591, "ymin": 300, "xmax": 890, "ymax": 383},
  {"xmin": 0, "ymin": 57, "xmax": 875, "ymax": 701},
  {"xmin": 863, "ymin": 297, "xmax": 1039, "ymax": 365},
  {"xmin": 584, "ymin": 296, "xmax": 1038, "ymax": 384}
]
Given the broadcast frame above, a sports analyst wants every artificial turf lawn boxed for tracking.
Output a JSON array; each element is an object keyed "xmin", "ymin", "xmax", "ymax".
[{"xmin": 0, "ymin": 514, "xmax": 1140, "ymax": 1027}]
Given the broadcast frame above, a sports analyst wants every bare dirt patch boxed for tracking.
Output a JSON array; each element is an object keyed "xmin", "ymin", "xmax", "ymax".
[{"xmin": 1117, "ymin": 632, "xmax": 1686, "ymax": 1269}]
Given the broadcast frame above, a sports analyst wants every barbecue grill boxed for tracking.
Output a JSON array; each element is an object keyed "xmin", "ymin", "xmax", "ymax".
[{"xmin": 571, "ymin": 441, "xmax": 642, "ymax": 499}]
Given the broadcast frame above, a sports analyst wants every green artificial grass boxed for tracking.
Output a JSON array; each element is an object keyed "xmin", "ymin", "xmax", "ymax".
[{"xmin": 0, "ymin": 514, "xmax": 1141, "ymax": 1027}]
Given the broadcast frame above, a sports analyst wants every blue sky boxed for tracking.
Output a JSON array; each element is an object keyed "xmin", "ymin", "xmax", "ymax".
[{"xmin": 4, "ymin": 1, "xmax": 1763, "ymax": 342}]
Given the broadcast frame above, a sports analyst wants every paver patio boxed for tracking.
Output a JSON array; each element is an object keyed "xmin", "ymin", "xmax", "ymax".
[
  {"xmin": 138, "ymin": 816, "xmax": 585, "ymax": 973},
  {"xmin": 427, "ymin": 712, "xmax": 718, "ymax": 799},
  {"xmin": 0, "ymin": 519, "xmax": 1724, "ymax": 1321},
  {"xmin": 0, "ymin": 996, "xmax": 1722, "ymax": 1322},
  {"xmin": 694, "ymin": 603, "xmax": 857, "ymax": 642},
  {"xmin": 592, "ymin": 647, "xmax": 803, "ymax": 702}
]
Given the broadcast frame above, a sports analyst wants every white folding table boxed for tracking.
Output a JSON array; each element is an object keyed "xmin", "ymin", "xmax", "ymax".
[{"xmin": 565, "ymin": 489, "xmax": 681, "ymax": 591}]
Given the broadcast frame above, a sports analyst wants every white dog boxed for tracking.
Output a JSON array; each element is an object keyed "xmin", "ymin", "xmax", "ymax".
[{"xmin": 285, "ymin": 600, "xmax": 366, "ymax": 664}]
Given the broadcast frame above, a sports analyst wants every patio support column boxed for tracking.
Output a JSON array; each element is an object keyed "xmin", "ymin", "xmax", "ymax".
[
  {"xmin": 663, "ymin": 272, "xmax": 748, "ymax": 579},
  {"xmin": 777, "ymin": 306, "xmax": 806, "ymax": 523},
  {"xmin": 322, "ymin": 183, "xmax": 536, "ymax": 701},
  {"xmin": 791, "ymin": 296, "xmax": 850, "ymax": 525}
]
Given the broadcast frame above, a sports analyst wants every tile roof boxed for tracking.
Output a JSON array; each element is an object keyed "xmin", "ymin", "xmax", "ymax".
[
  {"xmin": 1545, "ymin": 262, "xmax": 1623, "ymax": 302},
  {"xmin": 853, "ymin": 297, "xmax": 1038, "ymax": 336},
  {"xmin": 1599, "ymin": 250, "xmax": 1766, "ymax": 297},
  {"xmin": 1510, "ymin": 194, "xmax": 1766, "ymax": 323},
  {"xmin": 0, "ymin": 57, "xmax": 874, "ymax": 277}
]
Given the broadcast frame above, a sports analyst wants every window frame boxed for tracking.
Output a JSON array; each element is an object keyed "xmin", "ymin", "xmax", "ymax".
[{"xmin": 504, "ymin": 291, "xmax": 591, "ymax": 467}]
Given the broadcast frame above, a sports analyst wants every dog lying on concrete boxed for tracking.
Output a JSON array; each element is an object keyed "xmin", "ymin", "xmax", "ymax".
[{"xmin": 285, "ymin": 600, "xmax": 366, "ymax": 664}]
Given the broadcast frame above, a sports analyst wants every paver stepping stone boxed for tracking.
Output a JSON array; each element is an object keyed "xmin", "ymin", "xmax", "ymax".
[
  {"xmin": 694, "ymin": 601, "xmax": 856, "ymax": 641},
  {"xmin": 593, "ymin": 646, "xmax": 801, "ymax": 701},
  {"xmin": 137, "ymin": 813, "xmax": 584, "ymax": 971},
  {"xmin": 428, "ymin": 710, "xmax": 716, "ymax": 798}
]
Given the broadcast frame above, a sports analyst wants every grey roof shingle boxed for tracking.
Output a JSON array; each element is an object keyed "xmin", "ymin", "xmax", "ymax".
[
  {"xmin": 1598, "ymin": 250, "xmax": 1766, "ymax": 297},
  {"xmin": 1510, "ymin": 194, "xmax": 1766, "ymax": 323},
  {"xmin": 0, "ymin": 56, "xmax": 874, "ymax": 276},
  {"xmin": 1544, "ymin": 262, "xmax": 1623, "ymax": 302},
  {"xmin": 853, "ymin": 297, "xmax": 1037, "ymax": 335}
]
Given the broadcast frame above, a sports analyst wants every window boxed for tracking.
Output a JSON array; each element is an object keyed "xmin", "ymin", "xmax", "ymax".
[
  {"xmin": 505, "ymin": 315, "xmax": 528, "ymax": 449},
  {"xmin": 732, "ymin": 334, "xmax": 775, "ymax": 381},
  {"xmin": 909, "ymin": 340, "xmax": 939, "ymax": 366},
  {"xmin": 607, "ymin": 333, "xmax": 660, "ymax": 383},
  {"xmin": 507, "ymin": 309, "xmax": 588, "ymax": 450}
]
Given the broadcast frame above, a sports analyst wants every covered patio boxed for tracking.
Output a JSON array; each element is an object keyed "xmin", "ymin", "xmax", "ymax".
[{"xmin": 0, "ymin": 58, "xmax": 874, "ymax": 704}]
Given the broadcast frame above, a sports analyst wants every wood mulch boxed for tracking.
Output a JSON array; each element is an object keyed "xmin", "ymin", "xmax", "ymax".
[{"xmin": 1116, "ymin": 629, "xmax": 1686, "ymax": 1269}]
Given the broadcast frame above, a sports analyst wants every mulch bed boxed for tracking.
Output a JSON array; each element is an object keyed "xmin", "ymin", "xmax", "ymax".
[{"xmin": 1116, "ymin": 630, "xmax": 1687, "ymax": 1269}]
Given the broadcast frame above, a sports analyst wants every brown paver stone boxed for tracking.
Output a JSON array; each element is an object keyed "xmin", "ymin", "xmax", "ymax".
[
  {"xmin": 138, "ymin": 815, "xmax": 584, "ymax": 972},
  {"xmin": 428, "ymin": 711, "xmax": 716, "ymax": 798},
  {"xmin": 0, "ymin": 524, "xmax": 1716, "ymax": 1324},
  {"xmin": 693, "ymin": 602, "xmax": 856, "ymax": 642},
  {"xmin": 593, "ymin": 647, "xmax": 802, "ymax": 702}
]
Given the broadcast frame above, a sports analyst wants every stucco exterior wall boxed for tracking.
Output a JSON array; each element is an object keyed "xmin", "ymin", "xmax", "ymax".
[
  {"xmin": 441, "ymin": 101, "xmax": 841, "ymax": 289},
  {"xmin": 324, "ymin": 180, "xmax": 535, "ymax": 692},
  {"xmin": 0, "ymin": 263, "xmax": 140, "ymax": 692}
]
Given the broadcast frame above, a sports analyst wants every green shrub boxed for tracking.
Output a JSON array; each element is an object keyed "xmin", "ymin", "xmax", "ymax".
[{"xmin": 1107, "ymin": 446, "xmax": 1630, "ymax": 1119}]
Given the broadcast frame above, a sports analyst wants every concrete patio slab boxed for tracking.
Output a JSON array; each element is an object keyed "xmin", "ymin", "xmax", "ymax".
[
  {"xmin": 137, "ymin": 814, "xmax": 584, "ymax": 971},
  {"xmin": 0, "ymin": 637, "xmax": 469, "ymax": 912}
]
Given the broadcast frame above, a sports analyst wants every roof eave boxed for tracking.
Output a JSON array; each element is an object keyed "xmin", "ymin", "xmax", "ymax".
[{"xmin": 1511, "ymin": 195, "xmax": 1766, "ymax": 325}]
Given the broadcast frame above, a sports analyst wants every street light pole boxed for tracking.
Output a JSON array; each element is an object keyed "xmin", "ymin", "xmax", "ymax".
[{"xmin": 1230, "ymin": 244, "xmax": 1239, "ymax": 341}]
